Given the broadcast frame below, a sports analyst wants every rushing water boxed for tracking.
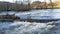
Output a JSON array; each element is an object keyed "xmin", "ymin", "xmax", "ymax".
[
  {"xmin": 0, "ymin": 21, "xmax": 60, "ymax": 34},
  {"xmin": 0, "ymin": 9, "xmax": 60, "ymax": 19},
  {"xmin": 0, "ymin": 9, "xmax": 60, "ymax": 34}
]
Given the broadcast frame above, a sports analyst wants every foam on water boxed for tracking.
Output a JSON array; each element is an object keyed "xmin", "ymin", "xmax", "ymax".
[
  {"xmin": 0, "ymin": 9, "xmax": 60, "ymax": 34},
  {"xmin": 0, "ymin": 21, "xmax": 58, "ymax": 34}
]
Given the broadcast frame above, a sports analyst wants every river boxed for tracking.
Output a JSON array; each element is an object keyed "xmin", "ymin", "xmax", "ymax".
[
  {"xmin": 1, "ymin": 9, "xmax": 60, "ymax": 19},
  {"xmin": 0, "ymin": 9, "xmax": 60, "ymax": 34}
]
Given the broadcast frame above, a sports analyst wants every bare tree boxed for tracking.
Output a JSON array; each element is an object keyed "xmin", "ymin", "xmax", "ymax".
[
  {"xmin": 44, "ymin": 0, "xmax": 47, "ymax": 8},
  {"xmin": 50, "ymin": 0, "xmax": 53, "ymax": 8}
]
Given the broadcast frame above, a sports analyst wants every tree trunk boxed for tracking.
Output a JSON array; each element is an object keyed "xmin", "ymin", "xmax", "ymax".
[
  {"xmin": 50, "ymin": 0, "xmax": 53, "ymax": 8},
  {"xmin": 44, "ymin": 0, "xmax": 47, "ymax": 9}
]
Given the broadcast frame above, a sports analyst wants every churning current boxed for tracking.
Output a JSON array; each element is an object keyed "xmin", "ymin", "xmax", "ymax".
[
  {"xmin": 0, "ymin": 21, "xmax": 60, "ymax": 34},
  {"xmin": 0, "ymin": 9, "xmax": 60, "ymax": 34}
]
